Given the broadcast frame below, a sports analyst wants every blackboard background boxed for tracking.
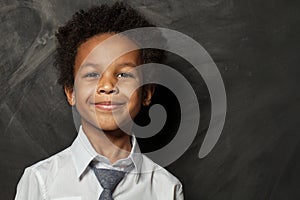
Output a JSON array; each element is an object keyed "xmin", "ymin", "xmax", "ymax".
[{"xmin": 1, "ymin": 0, "xmax": 300, "ymax": 199}]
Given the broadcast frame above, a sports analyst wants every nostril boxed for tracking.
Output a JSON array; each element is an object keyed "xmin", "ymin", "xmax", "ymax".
[{"xmin": 98, "ymin": 88, "xmax": 119, "ymax": 94}]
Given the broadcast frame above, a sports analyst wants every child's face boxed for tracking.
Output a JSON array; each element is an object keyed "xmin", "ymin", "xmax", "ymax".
[{"xmin": 65, "ymin": 33, "xmax": 154, "ymax": 132}]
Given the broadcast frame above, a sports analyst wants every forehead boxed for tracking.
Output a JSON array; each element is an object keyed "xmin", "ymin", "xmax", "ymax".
[{"xmin": 75, "ymin": 33, "xmax": 140, "ymax": 71}]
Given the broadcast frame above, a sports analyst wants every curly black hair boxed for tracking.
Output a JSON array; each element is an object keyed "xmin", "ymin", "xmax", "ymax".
[{"xmin": 54, "ymin": 2, "xmax": 165, "ymax": 90}]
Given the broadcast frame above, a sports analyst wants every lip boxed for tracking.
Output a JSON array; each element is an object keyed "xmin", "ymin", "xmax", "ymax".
[{"xmin": 93, "ymin": 101, "xmax": 125, "ymax": 111}]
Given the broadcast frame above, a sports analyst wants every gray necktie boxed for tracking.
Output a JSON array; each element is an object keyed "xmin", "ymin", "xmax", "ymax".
[{"xmin": 92, "ymin": 167, "xmax": 126, "ymax": 200}]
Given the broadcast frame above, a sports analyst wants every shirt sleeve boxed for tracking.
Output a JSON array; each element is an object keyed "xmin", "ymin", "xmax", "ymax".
[
  {"xmin": 175, "ymin": 183, "xmax": 184, "ymax": 200},
  {"xmin": 15, "ymin": 167, "xmax": 46, "ymax": 200}
]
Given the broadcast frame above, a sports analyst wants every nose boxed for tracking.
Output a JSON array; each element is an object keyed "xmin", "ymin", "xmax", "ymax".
[{"xmin": 96, "ymin": 75, "xmax": 119, "ymax": 95}]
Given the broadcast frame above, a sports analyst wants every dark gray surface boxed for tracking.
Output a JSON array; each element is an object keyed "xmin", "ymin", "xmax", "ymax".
[{"xmin": 1, "ymin": 0, "xmax": 300, "ymax": 199}]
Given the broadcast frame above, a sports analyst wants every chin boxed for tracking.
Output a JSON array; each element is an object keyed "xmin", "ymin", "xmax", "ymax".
[
  {"xmin": 99, "ymin": 121, "xmax": 133, "ymax": 134},
  {"xmin": 96, "ymin": 116, "xmax": 132, "ymax": 128}
]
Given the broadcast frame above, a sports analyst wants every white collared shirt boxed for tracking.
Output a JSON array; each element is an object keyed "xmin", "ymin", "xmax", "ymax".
[{"xmin": 15, "ymin": 126, "xmax": 184, "ymax": 200}]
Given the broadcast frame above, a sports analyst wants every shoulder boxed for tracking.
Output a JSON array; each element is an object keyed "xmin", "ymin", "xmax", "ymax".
[
  {"xmin": 32, "ymin": 147, "xmax": 72, "ymax": 170},
  {"xmin": 141, "ymin": 154, "xmax": 183, "ymax": 186},
  {"xmin": 24, "ymin": 147, "xmax": 73, "ymax": 184},
  {"xmin": 15, "ymin": 148, "xmax": 73, "ymax": 200},
  {"xmin": 139, "ymin": 155, "xmax": 184, "ymax": 199}
]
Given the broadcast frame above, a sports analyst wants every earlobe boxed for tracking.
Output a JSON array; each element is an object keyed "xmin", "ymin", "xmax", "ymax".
[
  {"xmin": 142, "ymin": 84, "xmax": 155, "ymax": 106},
  {"xmin": 64, "ymin": 86, "xmax": 75, "ymax": 106},
  {"xmin": 143, "ymin": 99, "xmax": 151, "ymax": 106}
]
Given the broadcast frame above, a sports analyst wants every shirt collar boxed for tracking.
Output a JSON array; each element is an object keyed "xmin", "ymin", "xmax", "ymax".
[{"xmin": 70, "ymin": 126, "xmax": 143, "ymax": 180}]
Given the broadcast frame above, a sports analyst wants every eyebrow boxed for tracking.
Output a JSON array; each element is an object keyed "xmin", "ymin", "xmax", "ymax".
[
  {"xmin": 81, "ymin": 62, "xmax": 137, "ymax": 69},
  {"xmin": 115, "ymin": 62, "xmax": 137, "ymax": 68},
  {"xmin": 80, "ymin": 62, "xmax": 99, "ymax": 68}
]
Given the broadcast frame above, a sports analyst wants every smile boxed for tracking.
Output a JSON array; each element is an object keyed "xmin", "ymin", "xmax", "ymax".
[{"xmin": 93, "ymin": 101, "xmax": 125, "ymax": 111}]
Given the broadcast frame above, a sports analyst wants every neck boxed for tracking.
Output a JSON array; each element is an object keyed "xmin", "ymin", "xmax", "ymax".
[{"xmin": 81, "ymin": 121, "xmax": 132, "ymax": 164}]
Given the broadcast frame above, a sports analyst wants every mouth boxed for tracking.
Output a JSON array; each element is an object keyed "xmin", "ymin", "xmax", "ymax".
[{"xmin": 93, "ymin": 101, "xmax": 125, "ymax": 111}]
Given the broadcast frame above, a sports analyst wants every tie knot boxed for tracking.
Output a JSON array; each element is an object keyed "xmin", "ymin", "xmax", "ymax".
[{"xmin": 93, "ymin": 168, "xmax": 126, "ymax": 190}]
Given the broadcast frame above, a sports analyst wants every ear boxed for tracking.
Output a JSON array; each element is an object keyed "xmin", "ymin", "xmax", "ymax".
[
  {"xmin": 142, "ymin": 84, "xmax": 155, "ymax": 106},
  {"xmin": 64, "ymin": 86, "xmax": 75, "ymax": 106}
]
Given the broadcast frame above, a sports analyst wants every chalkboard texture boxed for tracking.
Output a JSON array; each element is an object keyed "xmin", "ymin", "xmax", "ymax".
[{"xmin": 1, "ymin": 0, "xmax": 300, "ymax": 199}]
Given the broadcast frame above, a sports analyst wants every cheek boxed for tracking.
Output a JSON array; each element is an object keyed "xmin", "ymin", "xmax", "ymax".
[
  {"xmin": 131, "ymin": 91, "xmax": 141, "ymax": 101},
  {"xmin": 119, "ymin": 82, "xmax": 141, "ymax": 99},
  {"xmin": 74, "ymin": 81, "xmax": 97, "ymax": 102},
  {"xmin": 119, "ymin": 80, "xmax": 141, "ymax": 97},
  {"xmin": 128, "ymin": 88, "xmax": 143, "ymax": 113}
]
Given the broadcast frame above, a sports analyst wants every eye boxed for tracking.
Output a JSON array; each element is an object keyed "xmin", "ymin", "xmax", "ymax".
[
  {"xmin": 116, "ymin": 72, "xmax": 134, "ymax": 79},
  {"xmin": 84, "ymin": 72, "xmax": 100, "ymax": 78}
]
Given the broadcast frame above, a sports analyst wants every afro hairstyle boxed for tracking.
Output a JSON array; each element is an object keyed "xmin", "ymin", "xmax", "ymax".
[{"xmin": 54, "ymin": 2, "xmax": 165, "ymax": 90}]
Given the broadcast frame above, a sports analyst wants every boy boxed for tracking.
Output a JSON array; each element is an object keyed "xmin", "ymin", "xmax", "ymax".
[{"xmin": 15, "ymin": 2, "xmax": 183, "ymax": 200}]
